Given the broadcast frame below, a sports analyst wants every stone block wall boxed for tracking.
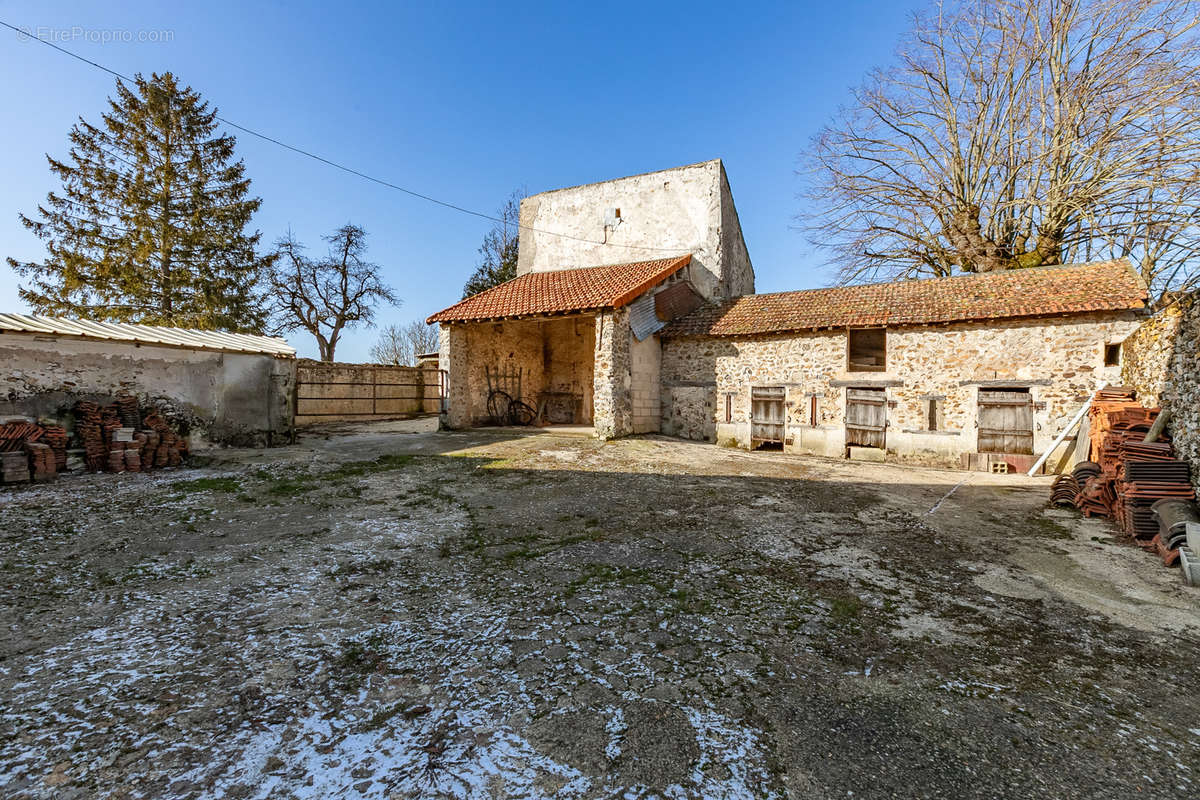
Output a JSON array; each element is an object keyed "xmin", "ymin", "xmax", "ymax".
[
  {"xmin": 630, "ymin": 333, "xmax": 661, "ymax": 434},
  {"xmin": 661, "ymin": 312, "xmax": 1140, "ymax": 465},
  {"xmin": 1122, "ymin": 295, "xmax": 1200, "ymax": 487},
  {"xmin": 0, "ymin": 332, "xmax": 295, "ymax": 447}
]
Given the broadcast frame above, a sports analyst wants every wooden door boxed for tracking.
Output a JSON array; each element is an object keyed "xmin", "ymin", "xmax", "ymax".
[
  {"xmin": 845, "ymin": 388, "xmax": 886, "ymax": 448},
  {"xmin": 977, "ymin": 389, "xmax": 1034, "ymax": 454},
  {"xmin": 751, "ymin": 387, "xmax": 785, "ymax": 444}
]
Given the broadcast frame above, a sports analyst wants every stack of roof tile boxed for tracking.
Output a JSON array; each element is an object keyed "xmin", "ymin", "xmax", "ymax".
[
  {"xmin": 1051, "ymin": 388, "xmax": 1198, "ymax": 573},
  {"xmin": 0, "ymin": 397, "xmax": 192, "ymax": 489},
  {"xmin": 41, "ymin": 425, "xmax": 68, "ymax": 471},
  {"xmin": 74, "ymin": 401, "xmax": 105, "ymax": 471}
]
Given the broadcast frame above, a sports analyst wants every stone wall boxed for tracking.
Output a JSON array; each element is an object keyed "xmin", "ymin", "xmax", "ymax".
[
  {"xmin": 0, "ymin": 332, "xmax": 295, "ymax": 447},
  {"xmin": 662, "ymin": 312, "xmax": 1141, "ymax": 465},
  {"xmin": 592, "ymin": 308, "xmax": 634, "ymax": 439},
  {"xmin": 516, "ymin": 159, "xmax": 754, "ymax": 302},
  {"xmin": 1122, "ymin": 294, "xmax": 1200, "ymax": 487}
]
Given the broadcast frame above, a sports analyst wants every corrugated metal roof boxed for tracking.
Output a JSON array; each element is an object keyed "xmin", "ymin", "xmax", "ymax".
[
  {"xmin": 629, "ymin": 293, "xmax": 666, "ymax": 341},
  {"xmin": 0, "ymin": 314, "xmax": 296, "ymax": 356}
]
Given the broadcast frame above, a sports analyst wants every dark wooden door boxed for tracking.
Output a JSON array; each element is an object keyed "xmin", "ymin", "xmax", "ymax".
[
  {"xmin": 751, "ymin": 387, "xmax": 785, "ymax": 444},
  {"xmin": 845, "ymin": 388, "xmax": 886, "ymax": 448},
  {"xmin": 977, "ymin": 390, "xmax": 1034, "ymax": 454}
]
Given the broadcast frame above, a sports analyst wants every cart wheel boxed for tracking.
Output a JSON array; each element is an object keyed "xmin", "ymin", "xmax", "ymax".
[
  {"xmin": 487, "ymin": 390, "xmax": 513, "ymax": 425},
  {"xmin": 508, "ymin": 400, "xmax": 537, "ymax": 426}
]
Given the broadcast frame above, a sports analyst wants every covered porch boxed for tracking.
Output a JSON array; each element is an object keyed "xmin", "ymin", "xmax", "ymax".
[
  {"xmin": 440, "ymin": 313, "xmax": 599, "ymax": 431},
  {"xmin": 429, "ymin": 255, "xmax": 695, "ymax": 439}
]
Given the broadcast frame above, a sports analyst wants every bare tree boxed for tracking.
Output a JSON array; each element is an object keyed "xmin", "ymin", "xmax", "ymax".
[
  {"xmin": 462, "ymin": 190, "xmax": 524, "ymax": 298},
  {"xmin": 801, "ymin": 0, "xmax": 1200, "ymax": 299},
  {"xmin": 369, "ymin": 320, "xmax": 438, "ymax": 366},
  {"xmin": 268, "ymin": 224, "xmax": 398, "ymax": 361}
]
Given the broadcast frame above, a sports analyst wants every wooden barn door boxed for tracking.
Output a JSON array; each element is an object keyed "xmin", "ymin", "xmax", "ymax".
[
  {"xmin": 977, "ymin": 389, "xmax": 1034, "ymax": 454},
  {"xmin": 845, "ymin": 388, "xmax": 886, "ymax": 449},
  {"xmin": 751, "ymin": 387, "xmax": 785, "ymax": 445}
]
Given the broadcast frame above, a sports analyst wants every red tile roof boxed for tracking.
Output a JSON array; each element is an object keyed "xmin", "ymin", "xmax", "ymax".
[
  {"xmin": 427, "ymin": 255, "xmax": 692, "ymax": 323},
  {"xmin": 663, "ymin": 259, "xmax": 1147, "ymax": 337}
]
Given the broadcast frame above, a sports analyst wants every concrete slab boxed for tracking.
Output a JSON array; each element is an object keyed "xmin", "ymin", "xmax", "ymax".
[{"xmin": 848, "ymin": 446, "xmax": 886, "ymax": 462}]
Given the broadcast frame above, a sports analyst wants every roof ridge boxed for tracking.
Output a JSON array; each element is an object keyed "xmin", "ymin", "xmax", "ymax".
[
  {"xmin": 662, "ymin": 258, "xmax": 1145, "ymax": 338},
  {"xmin": 743, "ymin": 258, "xmax": 1132, "ymax": 301}
]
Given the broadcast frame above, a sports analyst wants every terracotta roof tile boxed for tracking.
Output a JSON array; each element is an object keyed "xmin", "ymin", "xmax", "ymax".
[
  {"xmin": 663, "ymin": 259, "xmax": 1147, "ymax": 337},
  {"xmin": 428, "ymin": 255, "xmax": 691, "ymax": 324}
]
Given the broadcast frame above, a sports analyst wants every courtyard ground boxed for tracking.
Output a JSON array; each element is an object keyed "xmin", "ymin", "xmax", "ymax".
[{"xmin": 1, "ymin": 419, "xmax": 1198, "ymax": 799}]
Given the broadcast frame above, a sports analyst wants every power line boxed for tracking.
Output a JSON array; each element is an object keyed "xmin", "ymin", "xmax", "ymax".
[{"xmin": 0, "ymin": 19, "xmax": 683, "ymax": 254}]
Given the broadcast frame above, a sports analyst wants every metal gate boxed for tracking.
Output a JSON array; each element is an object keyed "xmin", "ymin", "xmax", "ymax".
[
  {"xmin": 751, "ymin": 386, "xmax": 785, "ymax": 445},
  {"xmin": 845, "ymin": 387, "xmax": 886, "ymax": 449},
  {"xmin": 977, "ymin": 389, "xmax": 1034, "ymax": 454}
]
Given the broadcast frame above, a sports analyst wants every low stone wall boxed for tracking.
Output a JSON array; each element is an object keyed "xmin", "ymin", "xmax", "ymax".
[
  {"xmin": 294, "ymin": 360, "xmax": 441, "ymax": 425},
  {"xmin": 0, "ymin": 332, "xmax": 295, "ymax": 447},
  {"xmin": 1121, "ymin": 294, "xmax": 1200, "ymax": 487}
]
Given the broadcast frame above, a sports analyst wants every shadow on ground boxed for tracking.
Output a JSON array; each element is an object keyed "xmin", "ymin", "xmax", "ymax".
[{"xmin": 1, "ymin": 428, "xmax": 1197, "ymax": 799}]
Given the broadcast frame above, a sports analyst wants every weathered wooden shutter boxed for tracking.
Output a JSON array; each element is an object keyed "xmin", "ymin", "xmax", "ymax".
[
  {"xmin": 751, "ymin": 387, "xmax": 785, "ymax": 445},
  {"xmin": 977, "ymin": 389, "xmax": 1034, "ymax": 454},
  {"xmin": 845, "ymin": 388, "xmax": 887, "ymax": 448}
]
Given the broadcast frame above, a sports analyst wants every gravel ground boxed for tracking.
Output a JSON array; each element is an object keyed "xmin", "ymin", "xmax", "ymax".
[{"xmin": 1, "ymin": 420, "xmax": 1198, "ymax": 799}]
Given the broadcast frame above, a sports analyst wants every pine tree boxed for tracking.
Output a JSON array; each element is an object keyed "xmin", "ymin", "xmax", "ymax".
[
  {"xmin": 461, "ymin": 190, "xmax": 523, "ymax": 298},
  {"xmin": 7, "ymin": 73, "xmax": 273, "ymax": 331}
]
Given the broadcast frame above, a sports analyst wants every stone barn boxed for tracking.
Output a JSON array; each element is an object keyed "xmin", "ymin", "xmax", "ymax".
[
  {"xmin": 660, "ymin": 260, "xmax": 1146, "ymax": 465},
  {"xmin": 429, "ymin": 160, "xmax": 753, "ymax": 438},
  {"xmin": 429, "ymin": 160, "xmax": 1150, "ymax": 468}
]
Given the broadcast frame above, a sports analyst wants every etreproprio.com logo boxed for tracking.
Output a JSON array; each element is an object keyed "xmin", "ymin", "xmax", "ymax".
[{"xmin": 17, "ymin": 26, "xmax": 175, "ymax": 44}]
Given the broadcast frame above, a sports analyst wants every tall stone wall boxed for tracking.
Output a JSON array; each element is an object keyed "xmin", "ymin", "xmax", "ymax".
[
  {"xmin": 1122, "ymin": 295, "xmax": 1200, "ymax": 487},
  {"xmin": 0, "ymin": 332, "xmax": 295, "ymax": 447},
  {"xmin": 516, "ymin": 159, "xmax": 754, "ymax": 302},
  {"xmin": 662, "ymin": 312, "xmax": 1140, "ymax": 465}
]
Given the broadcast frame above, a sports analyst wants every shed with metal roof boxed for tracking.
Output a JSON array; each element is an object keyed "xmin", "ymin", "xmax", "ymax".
[{"xmin": 1, "ymin": 315, "xmax": 296, "ymax": 447}]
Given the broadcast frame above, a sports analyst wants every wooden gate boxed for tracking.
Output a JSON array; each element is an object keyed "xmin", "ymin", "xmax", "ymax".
[
  {"xmin": 294, "ymin": 360, "xmax": 444, "ymax": 426},
  {"xmin": 751, "ymin": 386, "xmax": 785, "ymax": 445},
  {"xmin": 845, "ymin": 387, "xmax": 886, "ymax": 449},
  {"xmin": 977, "ymin": 389, "xmax": 1034, "ymax": 454}
]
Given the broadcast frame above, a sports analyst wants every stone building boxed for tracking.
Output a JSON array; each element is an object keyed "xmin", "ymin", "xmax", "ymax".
[
  {"xmin": 660, "ymin": 262, "xmax": 1145, "ymax": 465},
  {"xmin": 430, "ymin": 160, "xmax": 752, "ymax": 438},
  {"xmin": 429, "ymin": 161, "xmax": 1149, "ymax": 468}
]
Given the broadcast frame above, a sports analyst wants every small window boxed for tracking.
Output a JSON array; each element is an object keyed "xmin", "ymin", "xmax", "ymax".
[
  {"xmin": 1104, "ymin": 342, "xmax": 1122, "ymax": 367},
  {"xmin": 809, "ymin": 395, "xmax": 819, "ymax": 427},
  {"xmin": 924, "ymin": 396, "xmax": 944, "ymax": 431},
  {"xmin": 848, "ymin": 328, "xmax": 886, "ymax": 372}
]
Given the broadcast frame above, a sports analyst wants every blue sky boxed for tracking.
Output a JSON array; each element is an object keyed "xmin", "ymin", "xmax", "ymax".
[{"xmin": 0, "ymin": 0, "xmax": 915, "ymax": 360}]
